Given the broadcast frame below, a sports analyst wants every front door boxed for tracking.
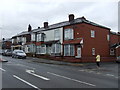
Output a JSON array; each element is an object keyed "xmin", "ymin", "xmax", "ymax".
[{"xmin": 77, "ymin": 46, "xmax": 81, "ymax": 58}]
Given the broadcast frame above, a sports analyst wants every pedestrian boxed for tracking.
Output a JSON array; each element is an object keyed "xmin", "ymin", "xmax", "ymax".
[{"xmin": 96, "ymin": 54, "xmax": 100, "ymax": 68}]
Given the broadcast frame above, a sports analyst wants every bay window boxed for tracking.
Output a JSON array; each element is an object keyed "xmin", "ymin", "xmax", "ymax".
[
  {"xmin": 64, "ymin": 44, "xmax": 74, "ymax": 56},
  {"xmin": 51, "ymin": 44, "xmax": 61, "ymax": 53}
]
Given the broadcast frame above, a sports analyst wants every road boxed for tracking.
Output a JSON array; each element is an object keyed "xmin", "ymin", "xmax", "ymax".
[{"xmin": 1, "ymin": 55, "xmax": 119, "ymax": 89}]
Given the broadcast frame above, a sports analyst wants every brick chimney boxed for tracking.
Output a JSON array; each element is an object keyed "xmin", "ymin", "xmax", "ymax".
[
  {"xmin": 44, "ymin": 22, "xmax": 48, "ymax": 28},
  {"xmin": 28, "ymin": 24, "xmax": 32, "ymax": 32},
  {"xmin": 69, "ymin": 14, "xmax": 74, "ymax": 22}
]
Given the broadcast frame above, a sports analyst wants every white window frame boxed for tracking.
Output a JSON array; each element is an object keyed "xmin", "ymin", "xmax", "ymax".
[
  {"xmin": 64, "ymin": 44, "xmax": 74, "ymax": 56},
  {"xmin": 107, "ymin": 34, "xmax": 110, "ymax": 41},
  {"xmin": 31, "ymin": 33, "xmax": 36, "ymax": 41},
  {"xmin": 37, "ymin": 34, "xmax": 41, "ymax": 42},
  {"xmin": 92, "ymin": 48, "xmax": 95, "ymax": 55},
  {"xmin": 40, "ymin": 44, "xmax": 46, "ymax": 54},
  {"xmin": 91, "ymin": 30, "xmax": 95, "ymax": 38},
  {"xmin": 54, "ymin": 30, "xmax": 60, "ymax": 40},
  {"xmin": 64, "ymin": 28, "xmax": 74, "ymax": 40}
]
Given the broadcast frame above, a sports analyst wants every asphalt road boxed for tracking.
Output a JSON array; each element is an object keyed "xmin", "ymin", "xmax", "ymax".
[{"xmin": 1, "ymin": 55, "xmax": 119, "ymax": 89}]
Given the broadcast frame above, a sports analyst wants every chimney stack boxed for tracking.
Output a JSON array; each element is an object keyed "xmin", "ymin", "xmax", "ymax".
[
  {"xmin": 44, "ymin": 22, "xmax": 48, "ymax": 28},
  {"xmin": 38, "ymin": 27, "xmax": 40, "ymax": 29},
  {"xmin": 69, "ymin": 14, "xmax": 74, "ymax": 22},
  {"xmin": 28, "ymin": 24, "xmax": 32, "ymax": 32}
]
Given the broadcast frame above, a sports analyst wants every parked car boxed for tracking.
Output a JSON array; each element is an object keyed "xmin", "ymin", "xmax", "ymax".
[
  {"xmin": 12, "ymin": 50, "xmax": 26, "ymax": 59},
  {"xmin": 116, "ymin": 56, "xmax": 120, "ymax": 63},
  {"xmin": 2, "ymin": 49, "xmax": 12, "ymax": 56}
]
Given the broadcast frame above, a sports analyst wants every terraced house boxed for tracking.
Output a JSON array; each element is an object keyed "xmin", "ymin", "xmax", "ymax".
[{"xmin": 11, "ymin": 14, "xmax": 120, "ymax": 62}]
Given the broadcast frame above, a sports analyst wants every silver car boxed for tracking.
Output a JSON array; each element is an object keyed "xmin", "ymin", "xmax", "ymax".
[{"xmin": 12, "ymin": 50, "xmax": 26, "ymax": 59}]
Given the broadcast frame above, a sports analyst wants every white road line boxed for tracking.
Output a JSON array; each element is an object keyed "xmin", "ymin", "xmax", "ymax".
[
  {"xmin": 0, "ymin": 68, "xmax": 6, "ymax": 72},
  {"xmin": 96, "ymin": 72, "xmax": 101, "ymax": 74},
  {"xmin": 79, "ymin": 70, "xmax": 85, "ymax": 71},
  {"xmin": 26, "ymin": 70, "xmax": 50, "ymax": 81},
  {"xmin": 47, "ymin": 72, "xmax": 96, "ymax": 87},
  {"xmin": 13, "ymin": 75, "xmax": 40, "ymax": 89},
  {"xmin": 106, "ymin": 74, "xmax": 114, "ymax": 77}
]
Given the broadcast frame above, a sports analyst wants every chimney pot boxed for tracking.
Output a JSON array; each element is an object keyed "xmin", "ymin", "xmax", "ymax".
[{"xmin": 69, "ymin": 14, "xmax": 74, "ymax": 22}]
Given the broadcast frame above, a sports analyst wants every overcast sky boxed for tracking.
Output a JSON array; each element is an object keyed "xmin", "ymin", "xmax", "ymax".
[{"xmin": 0, "ymin": 0, "xmax": 118, "ymax": 39}]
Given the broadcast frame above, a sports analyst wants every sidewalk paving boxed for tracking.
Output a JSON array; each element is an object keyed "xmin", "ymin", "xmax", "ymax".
[
  {"xmin": 26, "ymin": 57, "xmax": 117, "ymax": 69},
  {"xmin": 26, "ymin": 57, "xmax": 118, "ymax": 76}
]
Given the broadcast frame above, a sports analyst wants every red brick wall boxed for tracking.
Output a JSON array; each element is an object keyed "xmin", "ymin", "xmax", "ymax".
[
  {"xmin": 64, "ymin": 23, "xmax": 110, "ymax": 59},
  {"xmin": 110, "ymin": 34, "xmax": 119, "ymax": 44},
  {"xmin": 5, "ymin": 41, "xmax": 12, "ymax": 49}
]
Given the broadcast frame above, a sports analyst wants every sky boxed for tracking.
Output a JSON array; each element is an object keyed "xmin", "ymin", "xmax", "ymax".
[{"xmin": 0, "ymin": 0, "xmax": 118, "ymax": 39}]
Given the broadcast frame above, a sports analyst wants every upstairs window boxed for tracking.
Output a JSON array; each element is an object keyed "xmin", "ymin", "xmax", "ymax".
[
  {"xmin": 107, "ymin": 34, "xmax": 110, "ymax": 41},
  {"xmin": 55, "ymin": 30, "xmax": 60, "ymax": 40},
  {"xmin": 37, "ymin": 34, "xmax": 41, "ymax": 42},
  {"xmin": 91, "ymin": 30, "xmax": 95, "ymax": 38},
  {"xmin": 31, "ymin": 33, "xmax": 35, "ymax": 41},
  {"xmin": 64, "ymin": 28, "xmax": 74, "ymax": 40}
]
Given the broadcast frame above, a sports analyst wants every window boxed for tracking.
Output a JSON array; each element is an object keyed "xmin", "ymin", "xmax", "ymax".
[
  {"xmin": 64, "ymin": 45, "xmax": 74, "ymax": 56},
  {"xmin": 91, "ymin": 30, "xmax": 95, "ymax": 38},
  {"xmin": 64, "ymin": 29, "xmax": 74, "ymax": 40},
  {"xmin": 22, "ymin": 37, "xmax": 26, "ymax": 44},
  {"xmin": 110, "ymin": 48, "xmax": 115, "ymax": 55},
  {"xmin": 31, "ymin": 33, "xmax": 35, "ymax": 41},
  {"xmin": 36, "ymin": 46, "xmax": 41, "ymax": 54},
  {"xmin": 40, "ymin": 44, "xmax": 46, "ymax": 54},
  {"xmin": 51, "ymin": 44, "xmax": 61, "ymax": 53},
  {"xmin": 55, "ymin": 30, "xmax": 60, "ymax": 40},
  {"xmin": 107, "ymin": 34, "xmax": 110, "ymax": 41},
  {"xmin": 92, "ymin": 48, "xmax": 95, "ymax": 55},
  {"xmin": 37, "ymin": 34, "xmax": 41, "ymax": 42}
]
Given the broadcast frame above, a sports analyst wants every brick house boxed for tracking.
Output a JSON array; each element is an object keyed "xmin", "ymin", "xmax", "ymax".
[
  {"xmin": 11, "ymin": 14, "xmax": 119, "ymax": 62},
  {"xmin": 11, "ymin": 25, "xmax": 31, "ymax": 53},
  {"xmin": 2, "ymin": 38, "xmax": 12, "ymax": 50},
  {"xmin": 110, "ymin": 32, "xmax": 120, "ymax": 57}
]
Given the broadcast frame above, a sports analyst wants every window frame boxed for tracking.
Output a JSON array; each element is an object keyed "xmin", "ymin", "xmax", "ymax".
[
  {"xmin": 64, "ymin": 44, "xmax": 74, "ymax": 56},
  {"xmin": 91, "ymin": 30, "xmax": 95, "ymax": 38},
  {"xmin": 31, "ymin": 33, "xmax": 36, "ymax": 41},
  {"xmin": 64, "ymin": 28, "xmax": 74, "ymax": 40},
  {"xmin": 92, "ymin": 48, "xmax": 95, "ymax": 55}
]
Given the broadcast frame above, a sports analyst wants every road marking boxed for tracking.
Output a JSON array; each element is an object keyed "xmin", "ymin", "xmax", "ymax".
[
  {"xmin": 0, "ymin": 68, "xmax": 6, "ymax": 72},
  {"xmin": 26, "ymin": 69, "xmax": 50, "ymax": 81},
  {"xmin": 88, "ymin": 71, "xmax": 94, "ymax": 73},
  {"xmin": 47, "ymin": 72, "xmax": 96, "ymax": 87},
  {"xmin": 13, "ymin": 75, "xmax": 40, "ymax": 89},
  {"xmin": 96, "ymin": 72, "xmax": 101, "ymax": 74},
  {"xmin": 79, "ymin": 70, "xmax": 85, "ymax": 72},
  {"xmin": 106, "ymin": 74, "xmax": 114, "ymax": 77}
]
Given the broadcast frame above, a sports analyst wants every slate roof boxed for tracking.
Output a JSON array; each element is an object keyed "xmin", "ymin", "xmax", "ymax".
[
  {"xmin": 12, "ymin": 31, "xmax": 30, "ymax": 38},
  {"xmin": 32, "ymin": 17, "xmax": 110, "ymax": 33},
  {"xmin": 12, "ymin": 16, "xmax": 110, "ymax": 37}
]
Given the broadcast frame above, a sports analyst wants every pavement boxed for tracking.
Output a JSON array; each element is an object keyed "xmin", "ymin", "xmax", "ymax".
[{"xmin": 26, "ymin": 56, "xmax": 118, "ymax": 70}]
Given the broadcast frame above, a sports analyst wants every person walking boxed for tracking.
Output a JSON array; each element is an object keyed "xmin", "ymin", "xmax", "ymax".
[{"xmin": 96, "ymin": 55, "xmax": 100, "ymax": 68}]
